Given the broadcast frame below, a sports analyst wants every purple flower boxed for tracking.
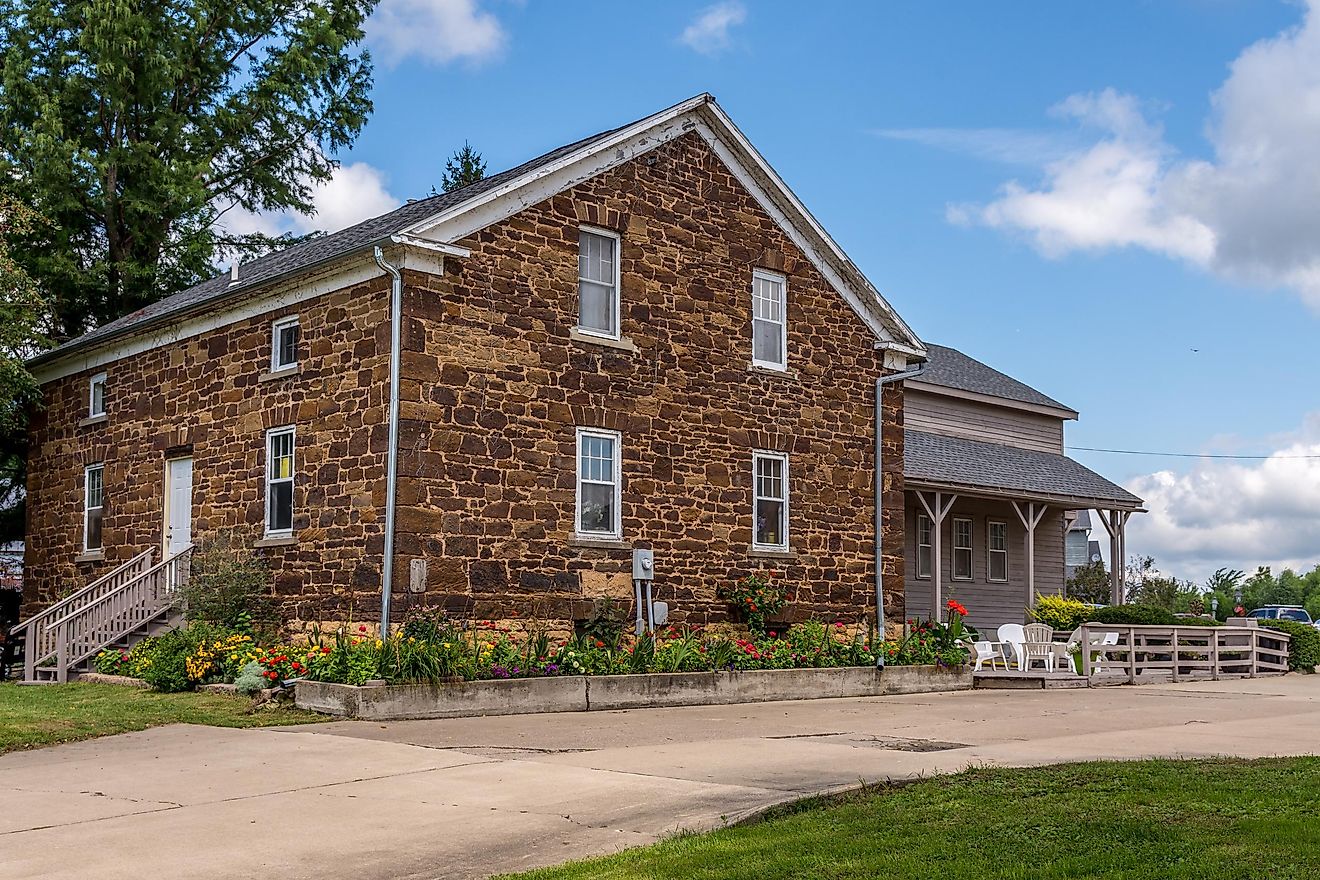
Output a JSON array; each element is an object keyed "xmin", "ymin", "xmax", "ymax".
[
  {"xmin": 544, "ymin": 663, "xmax": 559, "ymax": 675},
  {"xmin": 491, "ymin": 665, "xmax": 511, "ymax": 679}
]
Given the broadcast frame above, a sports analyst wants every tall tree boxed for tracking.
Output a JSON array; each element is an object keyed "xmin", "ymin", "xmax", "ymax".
[
  {"xmin": 0, "ymin": 0, "xmax": 379, "ymax": 340},
  {"xmin": 440, "ymin": 141, "xmax": 486, "ymax": 193},
  {"xmin": 0, "ymin": 198, "xmax": 50, "ymax": 541}
]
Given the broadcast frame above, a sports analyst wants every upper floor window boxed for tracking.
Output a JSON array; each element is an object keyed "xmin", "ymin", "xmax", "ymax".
[
  {"xmin": 576, "ymin": 428, "xmax": 621, "ymax": 538},
  {"xmin": 751, "ymin": 269, "xmax": 787, "ymax": 370},
  {"xmin": 952, "ymin": 517, "xmax": 973, "ymax": 580},
  {"xmin": 988, "ymin": 520, "xmax": 1009, "ymax": 582},
  {"xmin": 265, "ymin": 426, "xmax": 295, "ymax": 536},
  {"xmin": 84, "ymin": 463, "xmax": 104, "ymax": 552},
  {"xmin": 577, "ymin": 228, "xmax": 619, "ymax": 339},
  {"xmin": 916, "ymin": 513, "xmax": 932, "ymax": 579},
  {"xmin": 271, "ymin": 316, "xmax": 300, "ymax": 372},
  {"xmin": 88, "ymin": 372, "xmax": 107, "ymax": 418},
  {"xmin": 752, "ymin": 451, "xmax": 789, "ymax": 551}
]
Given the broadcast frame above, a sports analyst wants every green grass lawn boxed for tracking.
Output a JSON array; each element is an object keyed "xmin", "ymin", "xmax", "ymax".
[
  {"xmin": 0, "ymin": 682, "xmax": 322, "ymax": 754},
  {"xmin": 506, "ymin": 758, "xmax": 1320, "ymax": 880}
]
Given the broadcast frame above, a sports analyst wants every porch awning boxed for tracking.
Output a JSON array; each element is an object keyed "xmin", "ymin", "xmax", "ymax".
[{"xmin": 904, "ymin": 430, "xmax": 1144, "ymax": 511}]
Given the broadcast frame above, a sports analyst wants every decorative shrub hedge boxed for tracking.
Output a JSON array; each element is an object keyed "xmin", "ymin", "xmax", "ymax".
[
  {"xmin": 1086, "ymin": 604, "xmax": 1181, "ymax": 627},
  {"xmin": 1260, "ymin": 620, "xmax": 1320, "ymax": 671}
]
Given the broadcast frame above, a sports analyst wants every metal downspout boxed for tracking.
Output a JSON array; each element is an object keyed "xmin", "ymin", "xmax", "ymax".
[
  {"xmin": 874, "ymin": 362, "xmax": 927, "ymax": 665},
  {"xmin": 374, "ymin": 246, "xmax": 403, "ymax": 635}
]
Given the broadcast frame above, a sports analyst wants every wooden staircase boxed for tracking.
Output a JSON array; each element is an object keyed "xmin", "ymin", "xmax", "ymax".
[{"xmin": 7, "ymin": 545, "xmax": 193, "ymax": 683}]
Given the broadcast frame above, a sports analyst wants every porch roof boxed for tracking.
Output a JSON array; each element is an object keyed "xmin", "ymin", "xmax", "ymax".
[{"xmin": 904, "ymin": 430, "xmax": 1144, "ymax": 511}]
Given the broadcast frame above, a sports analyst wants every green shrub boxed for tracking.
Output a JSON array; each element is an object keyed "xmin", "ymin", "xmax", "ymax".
[
  {"xmin": 1087, "ymin": 604, "xmax": 1179, "ymax": 626},
  {"xmin": 1030, "ymin": 594, "xmax": 1091, "ymax": 632},
  {"xmin": 233, "ymin": 661, "xmax": 269, "ymax": 695},
  {"xmin": 1260, "ymin": 620, "xmax": 1320, "ymax": 671},
  {"xmin": 139, "ymin": 629, "xmax": 197, "ymax": 692},
  {"xmin": 180, "ymin": 530, "xmax": 276, "ymax": 636}
]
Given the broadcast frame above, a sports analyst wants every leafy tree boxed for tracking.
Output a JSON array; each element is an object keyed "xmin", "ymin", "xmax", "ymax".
[
  {"xmin": 1065, "ymin": 561, "xmax": 1111, "ymax": 605},
  {"xmin": 0, "ymin": 0, "xmax": 380, "ymax": 340},
  {"xmin": 0, "ymin": 197, "xmax": 50, "ymax": 541},
  {"xmin": 440, "ymin": 142, "xmax": 486, "ymax": 193}
]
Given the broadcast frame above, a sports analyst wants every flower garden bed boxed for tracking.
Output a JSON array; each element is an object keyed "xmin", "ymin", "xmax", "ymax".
[{"xmin": 295, "ymin": 664, "xmax": 973, "ymax": 720}]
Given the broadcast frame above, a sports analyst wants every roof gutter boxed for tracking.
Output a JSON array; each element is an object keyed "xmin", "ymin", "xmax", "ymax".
[
  {"xmin": 374, "ymin": 246, "xmax": 404, "ymax": 636},
  {"xmin": 874, "ymin": 360, "xmax": 927, "ymax": 663}
]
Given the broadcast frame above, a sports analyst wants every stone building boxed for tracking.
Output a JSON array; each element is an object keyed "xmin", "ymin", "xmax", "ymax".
[{"xmin": 22, "ymin": 95, "xmax": 927, "ymax": 636}]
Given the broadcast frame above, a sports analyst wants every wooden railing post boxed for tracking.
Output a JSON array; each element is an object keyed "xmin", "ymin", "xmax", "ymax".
[
  {"xmin": 1250, "ymin": 629, "xmax": 1258, "ymax": 678},
  {"xmin": 55, "ymin": 621, "xmax": 67, "ymax": 683},
  {"xmin": 1127, "ymin": 626, "xmax": 1137, "ymax": 683},
  {"xmin": 23, "ymin": 623, "xmax": 35, "ymax": 681},
  {"xmin": 1171, "ymin": 629, "xmax": 1180, "ymax": 683},
  {"xmin": 1211, "ymin": 629, "xmax": 1220, "ymax": 681}
]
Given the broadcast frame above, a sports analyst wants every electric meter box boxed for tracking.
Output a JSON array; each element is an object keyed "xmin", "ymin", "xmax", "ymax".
[{"xmin": 632, "ymin": 548, "xmax": 654, "ymax": 581}]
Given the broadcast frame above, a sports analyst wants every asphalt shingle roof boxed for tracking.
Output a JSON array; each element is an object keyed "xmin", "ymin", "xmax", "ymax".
[
  {"xmin": 33, "ymin": 119, "xmax": 635, "ymax": 365},
  {"xmin": 919, "ymin": 344, "xmax": 1074, "ymax": 413},
  {"xmin": 904, "ymin": 429, "xmax": 1143, "ymax": 508}
]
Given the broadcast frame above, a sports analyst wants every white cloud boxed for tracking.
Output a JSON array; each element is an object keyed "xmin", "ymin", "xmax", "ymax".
[
  {"xmin": 951, "ymin": 0, "xmax": 1320, "ymax": 309},
  {"xmin": 875, "ymin": 126, "xmax": 1083, "ymax": 167},
  {"xmin": 217, "ymin": 160, "xmax": 401, "ymax": 241},
  {"xmin": 680, "ymin": 1, "xmax": 746, "ymax": 56},
  {"xmin": 1122, "ymin": 413, "xmax": 1320, "ymax": 583},
  {"xmin": 367, "ymin": 0, "xmax": 506, "ymax": 67}
]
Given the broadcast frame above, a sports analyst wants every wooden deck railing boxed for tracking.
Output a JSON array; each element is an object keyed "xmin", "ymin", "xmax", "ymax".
[
  {"xmin": 9, "ymin": 549, "xmax": 154, "ymax": 681},
  {"xmin": 10, "ymin": 545, "xmax": 192, "ymax": 682},
  {"xmin": 1075, "ymin": 623, "xmax": 1291, "ymax": 682}
]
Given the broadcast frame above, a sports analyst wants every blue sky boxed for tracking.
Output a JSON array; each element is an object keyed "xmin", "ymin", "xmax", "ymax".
[{"xmin": 242, "ymin": 1, "xmax": 1320, "ymax": 582}]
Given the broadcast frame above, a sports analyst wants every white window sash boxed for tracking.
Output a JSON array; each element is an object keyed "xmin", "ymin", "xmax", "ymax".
[
  {"xmin": 952, "ymin": 518, "xmax": 973, "ymax": 580},
  {"xmin": 88, "ymin": 373, "xmax": 107, "ymax": 418},
  {"xmin": 575, "ymin": 428, "xmax": 622, "ymax": 538},
  {"xmin": 752, "ymin": 450, "xmax": 790, "ymax": 551},
  {"xmin": 576, "ymin": 227, "xmax": 620, "ymax": 340},
  {"xmin": 271, "ymin": 316, "xmax": 299, "ymax": 371},
  {"xmin": 988, "ymin": 521, "xmax": 1009, "ymax": 582},
  {"xmin": 916, "ymin": 514, "xmax": 932, "ymax": 580},
  {"xmin": 83, "ymin": 464, "xmax": 104, "ymax": 552},
  {"xmin": 751, "ymin": 269, "xmax": 787, "ymax": 370},
  {"xmin": 265, "ymin": 426, "xmax": 296, "ymax": 536}
]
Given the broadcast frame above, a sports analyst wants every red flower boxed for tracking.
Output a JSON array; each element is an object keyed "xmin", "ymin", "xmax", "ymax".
[
  {"xmin": 594, "ymin": 640, "xmax": 605, "ymax": 649},
  {"xmin": 946, "ymin": 599, "xmax": 969, "ymax": 617},
  {"xmin": 358, "ymin": 624, "xmax": 368, "ymax": 633}
]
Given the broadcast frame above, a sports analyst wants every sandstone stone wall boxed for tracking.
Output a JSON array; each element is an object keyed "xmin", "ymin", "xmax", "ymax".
[
  {"xmin": 391, "ymin": 131, "xmax": 906, "ymax": 631},
  {"xmin": 24, "ymin": 130, "xmax": 908, "ymax": 634}
]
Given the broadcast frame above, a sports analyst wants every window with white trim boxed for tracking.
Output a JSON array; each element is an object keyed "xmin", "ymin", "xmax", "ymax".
[
  {"xmin": 84, "ymin": 463, "xmax": 104, "ymax": 552},
  {"xmin": 577, "ymin": 228, "xmax": 619, "ymax": 338},
  {"xmin": 576, "ymin": 428, "xmax": 621, "ymax": 538},
  {"xmin": 752, "ymin": 451, "xmax": 789, "ymax": 550},
  {"xmin": 988, "ymin": 520, "xmax": 1009, "ymax": 582},
  {"xmin": 751, "ymin": 269, "xmax": 787, "ymax": 370},
  {"xmin": 88, "ymin": 372, "xmax": 107, "ymax": 418},
  {"xmin": 916, "ymin": 513, "xmax": 932, "ymax": 579},
  {"xmin": 952, "ymin": 517, "xmax": 973, "ymax": 580},
  {"xmin": 265, "ymin": 427, "xmax": 296, "ymax": 536},
  {"xmin": 271, "ymin": 316, "xmax": 300, "ymax": 371}
]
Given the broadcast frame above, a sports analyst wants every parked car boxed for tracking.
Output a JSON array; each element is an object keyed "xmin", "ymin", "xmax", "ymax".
[{"xmin": 1245, "ymin": 606, "xmax": 1320, "ymax": 631}]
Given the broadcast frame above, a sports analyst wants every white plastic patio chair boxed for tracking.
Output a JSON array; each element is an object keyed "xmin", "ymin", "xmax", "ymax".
[
  {"xmin": 997, "ymin": 624, "xmax": 1026, "ymax": 669},
  {"xmin": 972, "ymin": 640, "xmax": 1007, "ymax": 672},
  {"xmin": 1086, "ymin": 631, "xmax": 1120, "ymax": 673},
  {"xmin": 1022, "ymin": 623, "xmax": 1056, "ymax": 672}
]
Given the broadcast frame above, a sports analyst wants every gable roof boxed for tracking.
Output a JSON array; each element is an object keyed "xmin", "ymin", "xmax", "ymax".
[
  {"xmin": 904, "ymin": 429, "xmax": 1143, "ymax": 510},
  {"xmin": 32, "ymin": 94, "xmax": 925, "ymax": 375},
  {"xmin": 910, "ymin": 344, "xmax": 1077, "ymax": 417}
]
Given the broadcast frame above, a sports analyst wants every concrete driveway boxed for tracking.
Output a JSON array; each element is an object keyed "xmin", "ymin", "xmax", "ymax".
[{"xmin": 4, "ymin": 676, "xmax": 1320, "ymax": 879}]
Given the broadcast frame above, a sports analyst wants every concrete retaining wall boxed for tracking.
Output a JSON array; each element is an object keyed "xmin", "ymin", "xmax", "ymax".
[{"xmin": 295, "ymin": 665, "xmax": 972, "ymax": 720}]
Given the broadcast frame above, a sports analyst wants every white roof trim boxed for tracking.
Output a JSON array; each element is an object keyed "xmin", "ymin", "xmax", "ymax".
[
  {"xmin": 906, "ymin": 379, "xmax": 1079, "ymax": 420},
  {"xmin": 404, "ymin": 94, "xmax": 925, "ymax": 354}
]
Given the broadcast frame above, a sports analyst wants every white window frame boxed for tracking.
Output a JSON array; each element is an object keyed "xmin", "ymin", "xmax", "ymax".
[
  {"xmin": 83, "ymin": 463, "xmax": 104, "ymax": 552},
  {"xmin": 271, "ymin": 315, "xmax": 300, "ymax": 372},
  {"xmin": 576, "ymin": 226, "xmax": 621, "ymax": 340},
  {"xmin": 750, "ymin": 268, "xmax": 788, "ymax": 371},
  {"xmin": 916, "ymin": 513, "xmax": 932, "ymax": 580},
  {"xmin": 751, "ymin": 450, "xmax": 790, "ymax": 552},
  {"xmin": 575, "ymin": 427, "xmax": 622, "ymax": 539},
  {"xmin": 988, "ymin": 520, "xmax": 1009, "ymax": 583},
  {"xmin": 265, "ymin": 426, "xmax": 296, "ymax": 537},
  {"xmin": 952, "ymin": 517, "xmax": 973, "ymax": 581},
  {"xmin": 88, "ymin": 372, "xmax": 107, "ymax": 418}
]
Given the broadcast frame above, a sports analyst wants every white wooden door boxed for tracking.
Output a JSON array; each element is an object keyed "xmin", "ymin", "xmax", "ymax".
[{"xmin": 165, "ymin": 457, "xmax": 193, "ymax": 555}]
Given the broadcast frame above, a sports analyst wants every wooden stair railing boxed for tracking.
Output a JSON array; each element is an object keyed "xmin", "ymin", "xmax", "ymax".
[{"xmin": 9, "ymin": 549, "xmax": 154, "ymax": 681}]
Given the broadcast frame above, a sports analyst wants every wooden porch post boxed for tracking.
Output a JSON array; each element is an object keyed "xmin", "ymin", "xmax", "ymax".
[
  {"xmin": 916, "ymin": 491, "xmax": 957, "ymax": 620},
  {"xmin": 1012, "ymin": 501, "xmax": 1048, "ymax": 611},
  {"xmin": 1096, "ymin": 509, "xmax": 1121, "ymax": 604}
]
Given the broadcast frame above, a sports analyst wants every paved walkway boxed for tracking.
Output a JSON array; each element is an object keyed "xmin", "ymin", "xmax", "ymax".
[{"xmin": 4, "ymin": 676, "xmax": 1320, "ymax": 879}]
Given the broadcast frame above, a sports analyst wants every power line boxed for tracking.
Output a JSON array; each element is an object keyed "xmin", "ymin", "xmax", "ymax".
[{"xmin": 1067, "ymin": 446, "xmax": 1320, "ymax": 460}]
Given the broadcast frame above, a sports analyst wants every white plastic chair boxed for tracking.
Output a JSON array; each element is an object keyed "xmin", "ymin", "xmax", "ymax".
[
  {"xmin": 1023, "ymin": 623, "xmax": 1056, "ymax": 671},
  {"xmin": 972, "ymin": 640, "xmax": 1007, "ymax": 672},
  {"xmin": 997, "ymin": 624, "xmax": 1026, "ymax": 669}
]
